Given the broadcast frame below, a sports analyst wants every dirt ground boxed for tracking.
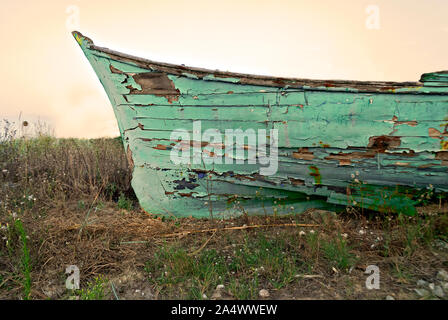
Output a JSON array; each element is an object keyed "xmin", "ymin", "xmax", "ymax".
[{"xmin": 1, "ymin": 201, "xmax": 447, "ymax": 300}]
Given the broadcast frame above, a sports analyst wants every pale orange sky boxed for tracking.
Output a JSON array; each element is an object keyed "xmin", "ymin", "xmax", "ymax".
[{"xmin": 1, "ymin": 0, "xmax": 448, "ymax": 138}]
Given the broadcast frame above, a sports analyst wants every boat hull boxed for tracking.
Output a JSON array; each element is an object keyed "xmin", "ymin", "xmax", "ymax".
[{"xmin": 73, "ymin": 31, "xmax": 448, "ymax": 218}]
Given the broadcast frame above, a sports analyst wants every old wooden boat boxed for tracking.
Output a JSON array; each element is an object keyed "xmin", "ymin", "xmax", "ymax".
[{"xmin": 73, "ymin": 31, "xmax": 448, "ymax": 218}]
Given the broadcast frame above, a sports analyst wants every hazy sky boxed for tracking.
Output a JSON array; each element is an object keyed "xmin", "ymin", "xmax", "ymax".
[{"xmin": 1, "ymin": 0, "xmax": 448, "ymax": 138}]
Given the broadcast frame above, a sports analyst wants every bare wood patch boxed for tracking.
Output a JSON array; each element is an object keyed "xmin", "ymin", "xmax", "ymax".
[
  {"xmin": 292, "ymin": 148, "xmax": 314, "ymax": 160},
  {"xmin": 367, "ymin": 136, "xmax": 401, "ymax": 152},
  {"xmin": 130, "ymin": 72, "xmax": 180, "ymax": 103}
]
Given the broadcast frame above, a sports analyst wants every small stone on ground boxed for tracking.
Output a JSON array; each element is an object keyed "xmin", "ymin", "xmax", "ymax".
[
  {"xmin": 259, "ymin": 289, "xmax": 270, "ymax": 298},
  {"xmin": 417, "ymin": 280, "xmax": 428, "ymax": 287},
  {"xmin": 432, "ymin": 286, "xmax": 445, "ymax": 298},
  {"xmin": 414, "ymin": 288, "xmax": 429, "ymax": 297},
  {"xmin": 436, "ymin": 270, "xmax": 448, "ymax": 282}
]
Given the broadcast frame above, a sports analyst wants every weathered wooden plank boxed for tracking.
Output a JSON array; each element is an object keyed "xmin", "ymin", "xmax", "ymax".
[{"xmin": 73, "ymin": 31, "xmax": 448, "ymax": 218}]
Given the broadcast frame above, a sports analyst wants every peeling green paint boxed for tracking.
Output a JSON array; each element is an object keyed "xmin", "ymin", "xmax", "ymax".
[{"xmin": 73, "ymin": 31, "xmax": 448, "ymax": 218}]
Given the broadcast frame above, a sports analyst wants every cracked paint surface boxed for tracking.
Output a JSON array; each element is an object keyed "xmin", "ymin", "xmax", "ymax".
[{"xmin": 73, "ymin": 31, "xmax": 448, "ymax": 218}]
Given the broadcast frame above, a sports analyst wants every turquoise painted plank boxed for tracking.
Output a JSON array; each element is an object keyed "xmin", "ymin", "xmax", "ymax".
[{"xmin": 73, "ymin": 31, "xmax": 448, "ymax": 218}]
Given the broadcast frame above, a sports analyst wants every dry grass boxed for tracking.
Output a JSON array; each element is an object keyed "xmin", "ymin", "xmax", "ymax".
[
  {"xmin": 0, "ymin": 133, "xmax": 133, "ymax": 206},
  {"xmin": 1, "ymin": 200, "xmax": 447, "ymax": 300},
  {"xmin": 0, "ymin": 121, "xmax": 134, "ymax": 299}
]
